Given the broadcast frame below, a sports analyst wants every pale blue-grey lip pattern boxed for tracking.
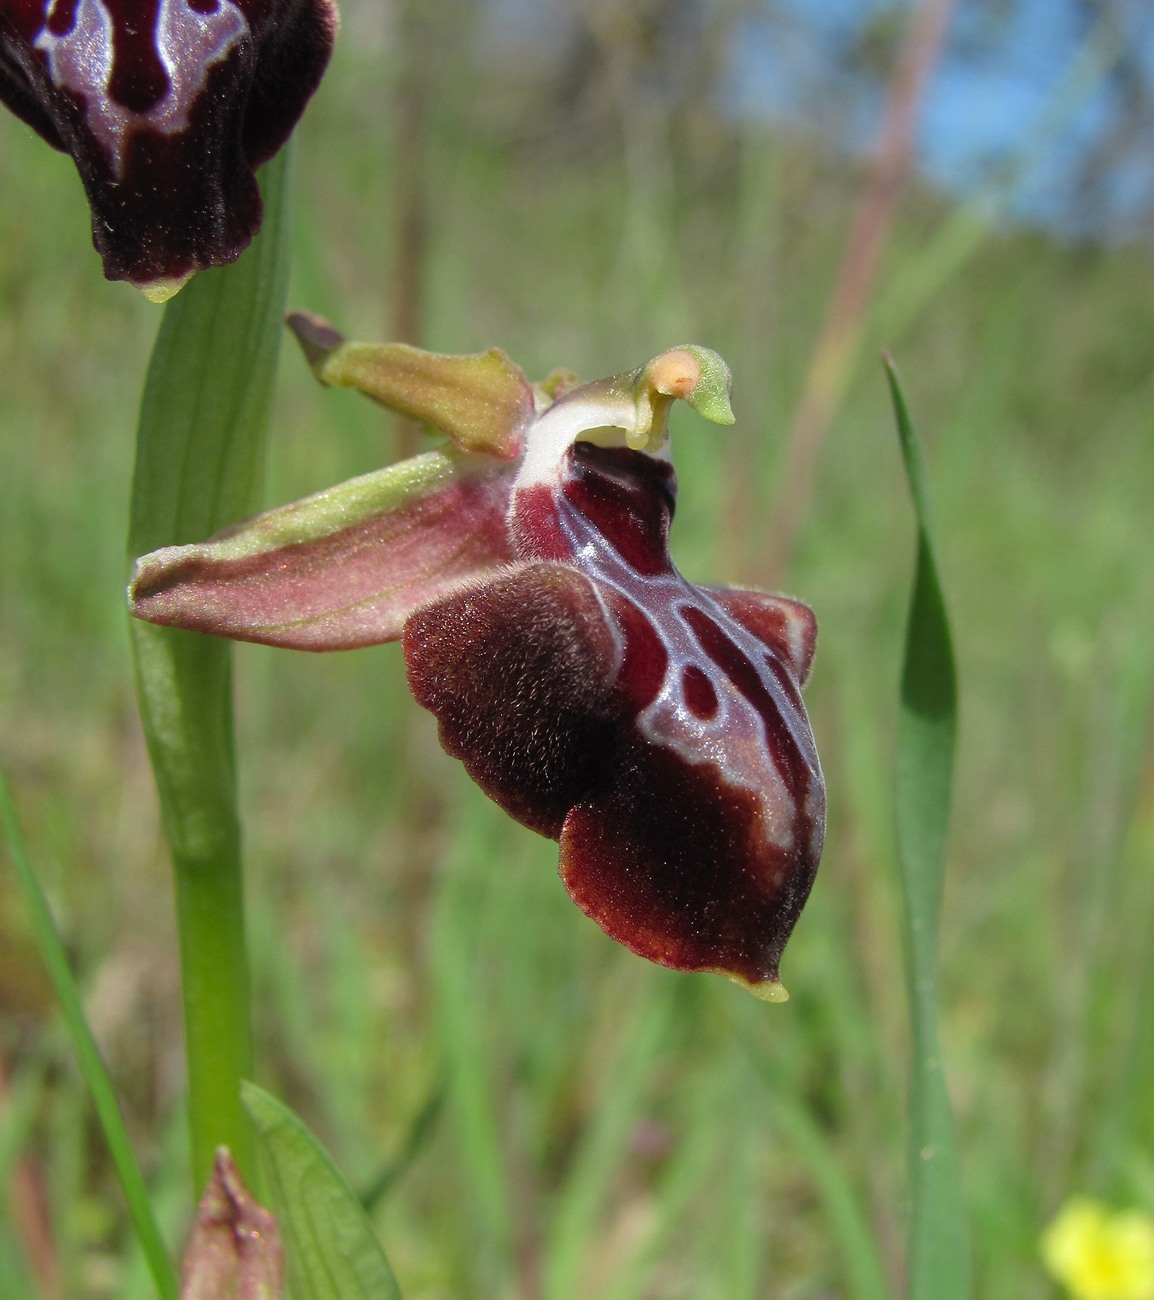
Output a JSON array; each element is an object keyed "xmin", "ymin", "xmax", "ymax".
[{"xmin": 35, "ymin": 0, "xmax": 249, "ymax": 176}]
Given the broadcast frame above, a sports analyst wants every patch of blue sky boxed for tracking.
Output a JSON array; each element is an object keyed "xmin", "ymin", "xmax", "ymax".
[
  {"xmin": 485, "ymin": 0, "xmax": 1154, "ymax": 237},
  {"xmin": 730, "ymin": 0, "xmax": 1154, "ymax": 237}
]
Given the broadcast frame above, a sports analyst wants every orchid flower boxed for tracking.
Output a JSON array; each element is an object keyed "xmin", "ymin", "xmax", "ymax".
[
  {"xmin": 0, "ymin": 0, "xmax": 337, "ymax": 298},
  {"xmin": 130, "ymin": 315, "xmax": 826, "ymax": 999}
]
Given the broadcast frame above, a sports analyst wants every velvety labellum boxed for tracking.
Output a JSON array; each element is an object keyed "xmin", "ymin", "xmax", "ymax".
[
  {"xmin": 407, "ymin": 432, "xmax": 824, "ymax": 996},
  {"xmin": 404, "ymin": 564, "xmax": 625, "ymax": 838}
]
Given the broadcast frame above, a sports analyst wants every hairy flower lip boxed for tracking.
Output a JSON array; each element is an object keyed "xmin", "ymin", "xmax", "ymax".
[{"xmin": 0, "ymin": 0, "xmax": 338, "ymax": 292}]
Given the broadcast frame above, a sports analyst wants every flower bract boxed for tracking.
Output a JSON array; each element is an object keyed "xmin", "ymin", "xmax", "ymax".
[
  {"xmin": 130, "ymin": 315, "xmax": 826, "ymax": 998},
  {"xmin": 181, "ymin": 1148, "xmax": 283, "ymax": 1299},
  {"xmin": 0, "ymin": 0, "xmax": 337, "ymax": 297}
]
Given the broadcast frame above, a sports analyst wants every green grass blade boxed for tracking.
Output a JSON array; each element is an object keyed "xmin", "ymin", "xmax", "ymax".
[
  {"xmin": 739, "ymin": 1031, "xmax": 893, "ymax": 1300},
  {"xmin": 242, "ymin": 1082, "xmax": 403, "ymax": 1300},
  {"xmin": 884, "ymin": 356, "xmax": 969, "ymax": 1299},
  {"xmin": 359, "ymin": 1077, "xmax": 446, "ymax": 1212},
  {"xmin": 598, "ymin": 1068, "xmax": 726, "ymax": 1300},
  {"xmin": 0, "ymin": 769, "xmax": 178, "ymax": 1300},
  {"xmin": 543, "ymin": 985, "xmax": 675, "ymax": 1300},
  {"xmin": 429, "ymin": 808, "xmax": 517, "ymax": 1277},
  {"xmin": 769, "ymin": 1091, "xmax": 895, "ymax": 1300}
]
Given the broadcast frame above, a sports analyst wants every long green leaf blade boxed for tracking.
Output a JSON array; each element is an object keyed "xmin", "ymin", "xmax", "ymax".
[
  {"xmin": 884, "ymin": 356, "xmax": 969, "ymax": 1299},
  {"xmin": 242, "ymin": 1082, "xmax": 403, "ymax": 1300},
  {"xmin": 0, "ymin": 770, "xmax": 178, "ymax": 1300}
]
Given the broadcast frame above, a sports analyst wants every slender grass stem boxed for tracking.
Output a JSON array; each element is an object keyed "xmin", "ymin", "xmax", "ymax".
[
  {"xmin": 0, "ymin": 770, "xmax": 178, "ymax": 1300},
  {"xmin": 127, "ymin": 148, "xmax": 294, "ymax": 1191}
]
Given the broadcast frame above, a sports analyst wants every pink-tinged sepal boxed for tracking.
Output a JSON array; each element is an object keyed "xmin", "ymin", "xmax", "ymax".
[
  {"xmin": 130, "ymin": 448, "xmax": 515, "ymax": 650},
  {"xmin": 130, "ymin": 328, "xmax": 549, "ymax": 647},
  {"xmin": 0, "ymin": 0, "xmax": 337, "ymax": 296}
]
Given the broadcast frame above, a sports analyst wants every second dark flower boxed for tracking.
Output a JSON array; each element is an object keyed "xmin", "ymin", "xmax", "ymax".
[{"xmin": 0, "ymin": 0, "xmax": 337, "ymax": 297}]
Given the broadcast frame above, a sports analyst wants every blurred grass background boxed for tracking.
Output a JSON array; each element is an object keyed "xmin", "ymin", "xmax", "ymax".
[{"xmin": 2, "ymin": 1, "xmax": 1154, "ymax": 1296}]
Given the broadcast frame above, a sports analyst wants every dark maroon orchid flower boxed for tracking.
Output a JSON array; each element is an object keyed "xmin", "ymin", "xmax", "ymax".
[
  {"xmin": 0, "ymin": 0, "xmax": 337, "ymax": 298},
  {"xmin": 130, "ymin": 316, "xmax": 826, "ymax": 999}
]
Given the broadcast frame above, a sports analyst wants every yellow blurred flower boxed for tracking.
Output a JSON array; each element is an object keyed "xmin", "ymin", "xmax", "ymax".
[{"xmin": 1042, "ymin": 1198, "xmax": 1154, "ymax": 1300}]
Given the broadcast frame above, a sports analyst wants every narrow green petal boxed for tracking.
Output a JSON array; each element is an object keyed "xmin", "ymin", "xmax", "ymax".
[{"xmin": 288, "ymin": 311, "xmax": 535, "ymax": 457}]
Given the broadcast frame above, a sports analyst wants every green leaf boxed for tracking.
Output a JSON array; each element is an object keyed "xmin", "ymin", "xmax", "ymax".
[
  {"xmin": 129, "ymin": 149, "xmax": 296, "ymax": 560},
  {"xmin": 242, "ymin": 1083, "xmax": 403, "ymax": 1300},
  {"xmin": 0, "ymin": 770, "xmax": 178, "ymax": 1300},
  {"xmin": 884, "ymin": 356, "xmax": 969, "ymax": 1300}
]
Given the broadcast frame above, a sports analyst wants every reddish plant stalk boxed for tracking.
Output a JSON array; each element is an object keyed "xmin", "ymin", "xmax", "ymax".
[{"xmin": 763, "ymin": 0, "xmax": 957, "ymax": 583}]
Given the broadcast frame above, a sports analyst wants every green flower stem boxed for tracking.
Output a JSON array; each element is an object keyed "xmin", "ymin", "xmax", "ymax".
[{"xmin": 128, "ymin": 148, "xmax": 294, "ymax": 1191}]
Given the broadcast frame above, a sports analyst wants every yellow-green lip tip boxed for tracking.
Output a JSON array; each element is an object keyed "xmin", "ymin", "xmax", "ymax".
[
  {"xmin": 723, "ymin": 973, "xmax": 789, "ymax": 1003},
  {"xmin": 138, "ymin": 273, "xmax": 193, "ymax": 304},
  {"xmin": 750, "ymin": 978, "xmax": 789, "ymax": 1004}
]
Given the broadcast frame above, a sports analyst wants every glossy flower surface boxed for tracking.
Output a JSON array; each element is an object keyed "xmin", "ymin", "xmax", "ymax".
[
  {"xmin": 130, "ymin": 316, "xmax": 826, "ymax": 997},
  {"xmin": 0, "ymin": 0, "xmax": 337, "ymax": 297}
]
